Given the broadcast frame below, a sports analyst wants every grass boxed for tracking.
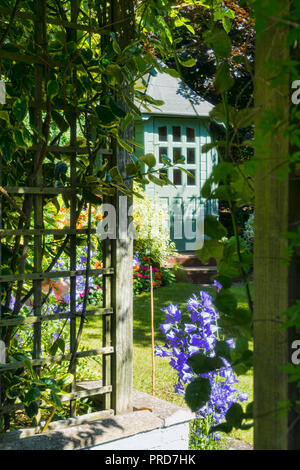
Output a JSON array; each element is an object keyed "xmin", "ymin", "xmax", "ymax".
[{"xmin": 81, "ymin": 281, "xmax": 253, "ymax": 448}]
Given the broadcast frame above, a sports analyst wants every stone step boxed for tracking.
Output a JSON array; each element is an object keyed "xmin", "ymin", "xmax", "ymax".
[
  {"xmin": 183, "ymin": 266, "xmax": 217, "ymax": 284},
  {"xmin": 165, "ymin": 253, "xmax": 217, "ymax": 269},
  {"xmin": 174, "ymin": 265, "xmax": 217, "ymax": 285}
]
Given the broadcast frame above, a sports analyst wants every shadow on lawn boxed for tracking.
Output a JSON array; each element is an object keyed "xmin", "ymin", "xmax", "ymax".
[
  {"xmin": 133, "ymin": 283, "xmax": 211, "ymax": 347},
  {"xmin": 82, "ymin": 283, "xmax": 218, "ymax": 348}
]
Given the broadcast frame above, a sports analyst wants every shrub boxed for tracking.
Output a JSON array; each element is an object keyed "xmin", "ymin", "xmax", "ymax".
[
  {"xmin": 133, "ymin": 185, "xmax": 177, "ymax": 265},
  {"xmin": 133, "ymin": 251, "xmax": 175, "ymax": 295}
]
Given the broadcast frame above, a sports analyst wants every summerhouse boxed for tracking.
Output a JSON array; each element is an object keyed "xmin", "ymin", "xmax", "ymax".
[{"xmin": 135, "ymin": 69, "xmax": 218, "ymax": 252}]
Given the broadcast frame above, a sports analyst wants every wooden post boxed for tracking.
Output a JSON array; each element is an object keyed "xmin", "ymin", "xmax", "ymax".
[
  {"xmin": 107, "ymin": 1, "xmax": 135, "ymax": 414},
  {"xmin": 69, "ymin": 0, "xmax": 79, "ymax": 418},
  {"xmin": 253, "ymin": 2, "xmax": 290, "ymax": 450},
  {"xmin": 33, "ymin": 0, "xmax": 46, "ymax": 379},
  {"xmin": 150, "ymin": 266, "xmax": 155, "ymax": 397},
  {"xmin": 287, "ymin": 27, "xmax": 300, "ymax": 450}
]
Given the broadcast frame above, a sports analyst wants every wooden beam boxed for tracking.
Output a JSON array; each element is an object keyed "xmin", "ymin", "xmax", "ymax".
[
  {"xmin": 109, "ymin": 0, "xmax": 135, "ymax": 415},
  {"xmin": 0, "ymin": 228, "xmax": 97, "ymax": 237},
  {"xmin": 0, "ymin": 267, "xmax": 113, "ymax": 282},
  {"xmin": 0, "ymin": 307, "xmax": 114, "ymax": 327},
  {"xmin": 0, "ymin": 347, "xmax": 114, "ymax": 372},
  {"xmin": 254, "ymin": 2, "xmax": 290, "ymax": 450}
]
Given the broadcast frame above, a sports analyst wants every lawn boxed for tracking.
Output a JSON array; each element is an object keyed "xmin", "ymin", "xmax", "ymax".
[{"xmin": 81, "ymin": 281, "xmax": 253, "ymax": 448}]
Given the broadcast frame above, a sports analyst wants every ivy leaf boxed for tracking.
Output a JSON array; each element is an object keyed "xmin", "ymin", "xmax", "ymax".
[
  {"xmin": 202, "ymin": 141, "xmax": 224, "ymax": 153},
  {"xmin": 139, "ymin": 153, "xmax": 156, "ymax": 168},
  {"xmin": 110, "ymin": 32, "xmax": 121, "ymax": 54},
  {"xmin": 165, "ymin": 68, "xmax": 180, "ymax": 78},
  {"xmin": 188, "ymin": 353, "xmax": 224, "ymax": 375},
  {"xmin": 14, "ymin": 129, "xmax": 27, "ymax": 148},
  {"xmin": 25, "ymin": 401, "xmax": 39, "ymax": 418},
  {"xmin": 51, "ymin": 389, "xmax": 62, "ymax": 408},
  {"xmin": 96, "ymin": 105, "xmax": 116, "ymax": 125},
  {"xmin": 125, "ymin": 162, "xmax": 138, "ymax": 177},
  {"xmin": 56, "ymin": 373, "xmax": 74, "ymax": 388},
  {"xmin": 148, "ymin": 173, "xmax": 166, "ymax": 186},
  {"xmin": 0, "ymin": 111, "xmax": 10, "ymax": 124},
  {"xmin": 235, "ymin": 337, "xmax": 249, "ymax": 354},
  {"xmin": 243, "ymin": 402, "xmax": 254, "ymax": 420},
  {"xmin": 208, "ymin": 29, "xmax": 232, "ymax": 58},
  {"xmin": 109, "ymin": 166, "xmax": 123, "ymax": 183},
  {"xmin": 214, "ymin": 340, "xmax": 232, "ymax": 362},
  {"xmin": 82, "ymin": 188, "xmax": 103, "ymax": 204},
  {"xmin": 196, "ymin": 239, "xmax": 224, "ymax": 264},
  {"xmin": 204, "ymin": 215, "xmax": 227, "ymax": 240},
  {"xmin": 116, "ymin": 136, "xmax": 133, "ymax": 153},
  {"xmin": 218, "ymin": 261, "xmax": 240, "ymax": 278},
  {"xmin": 51, "ymin": 110, "xmax": 69, "ymax": 132},
  {"xmin": 178, "ymin": 57, "xmax": 196, "ymax": 68},
  {"xmin": 24, "ymin": 387, "xmax": 41, "ymax": 404},
  {"xmin": 185, "ymin": 377, "xmax": 211, "ymax": 412},
  {"xmin": 47, "ymin": 80, "xmax": 59, "ymax": 100},
  {"xmin": 215, "ymin": 63, "xmax": 234, "ymax": 93},
  {"xmin": 225, "ymin": 403, "xmax": 244, "ymax": 428},
  {"xmin": 13, "ymin": 98, "xmax": 28, "ymax": 121},
  {"xmin": 222, "ymin": 17, "xmax": 232, "ymax": 34},
  {"xmin": 121, "ymin": 112, "xmax": 134, "ymax": 132}
]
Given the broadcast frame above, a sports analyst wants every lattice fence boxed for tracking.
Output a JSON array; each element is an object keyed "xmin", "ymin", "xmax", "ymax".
[{"xmin": 0, "ymin": 0, "xmax": 133, "ymax": 434}]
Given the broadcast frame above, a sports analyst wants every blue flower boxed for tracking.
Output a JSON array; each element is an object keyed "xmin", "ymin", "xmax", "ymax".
[
  {"xmin": 155, "ymin": 290, "xmax": 247, "ymax": 442},
  {"xmin": 213, "ymin": 280, "xmax": 222, "ymax": 292},
  {"xmin": 162, "ymin": 304, "xmax": 181, "ymax": 324},
  {"xmin": 133, "ymin": 253, "xmax": 141, "ymax": 267}
]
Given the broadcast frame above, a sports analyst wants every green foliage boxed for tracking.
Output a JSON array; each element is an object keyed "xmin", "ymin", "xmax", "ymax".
[
  {"xmin": 185, "ymin": 377, "xmax": 211, "ymax": 412},
  {"xmin": 188, "ymin": 353, "xmax": 224, "ymax": 375},
  {"xmin": 133, "ymin": 184, "xmax": 177, "ymax": 264},
  {"xmin": 0, "ymin": 0, "xmax": 200, "ymax": 433}
]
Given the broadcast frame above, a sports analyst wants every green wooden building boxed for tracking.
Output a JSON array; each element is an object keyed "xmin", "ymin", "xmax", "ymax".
[{"xmin": 135, "ymin": 69, "xmax": 218, "ymax": 252}]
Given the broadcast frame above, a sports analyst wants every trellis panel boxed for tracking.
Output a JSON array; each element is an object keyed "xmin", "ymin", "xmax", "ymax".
[{"xmin": 0, "ymin": 0, "xmax": 134, "ymax": 433}]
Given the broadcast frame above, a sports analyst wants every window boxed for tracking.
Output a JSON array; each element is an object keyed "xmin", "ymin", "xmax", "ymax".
[
  {"xmin": 187, "ymin": 148, "xmax": 195, "ymax": 164},
  {"xmin": 173, "ymin": 169, "xmax": 182, "ymax": 185},
  {"xmin": 186, "ymin": 127, "xmax": 195, "ymax": 142},
  {"xmin": 158, "ymin": 126, "xmax": 167, "ymax": 141},
  {"xmin": 187, "ymin": 170, "xmax": 196, "ymax": 186},
  {"xmin": 172, "ymin": 126, "xmax": 181, "ymax": 142}
]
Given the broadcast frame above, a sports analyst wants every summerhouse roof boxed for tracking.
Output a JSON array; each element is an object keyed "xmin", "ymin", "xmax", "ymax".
[{"xmin": 138, "ymin": 69, "xmax": 214, "ymax": 118}]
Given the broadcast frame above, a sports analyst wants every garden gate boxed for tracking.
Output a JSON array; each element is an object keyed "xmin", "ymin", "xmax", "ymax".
[{"xmin": 0, "ymin": 0, "xmax": 133, "ymax": 433}]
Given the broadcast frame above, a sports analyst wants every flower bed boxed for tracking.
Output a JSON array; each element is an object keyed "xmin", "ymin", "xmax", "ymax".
[{"xmin": 133, "ymin": 252, "xmax": 176, "ymax": 295}]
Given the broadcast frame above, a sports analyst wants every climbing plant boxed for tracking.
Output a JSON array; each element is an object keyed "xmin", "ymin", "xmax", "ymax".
[{"xmin": 0, "ymin": 0, "xmax": 208, "ymax": 432}]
